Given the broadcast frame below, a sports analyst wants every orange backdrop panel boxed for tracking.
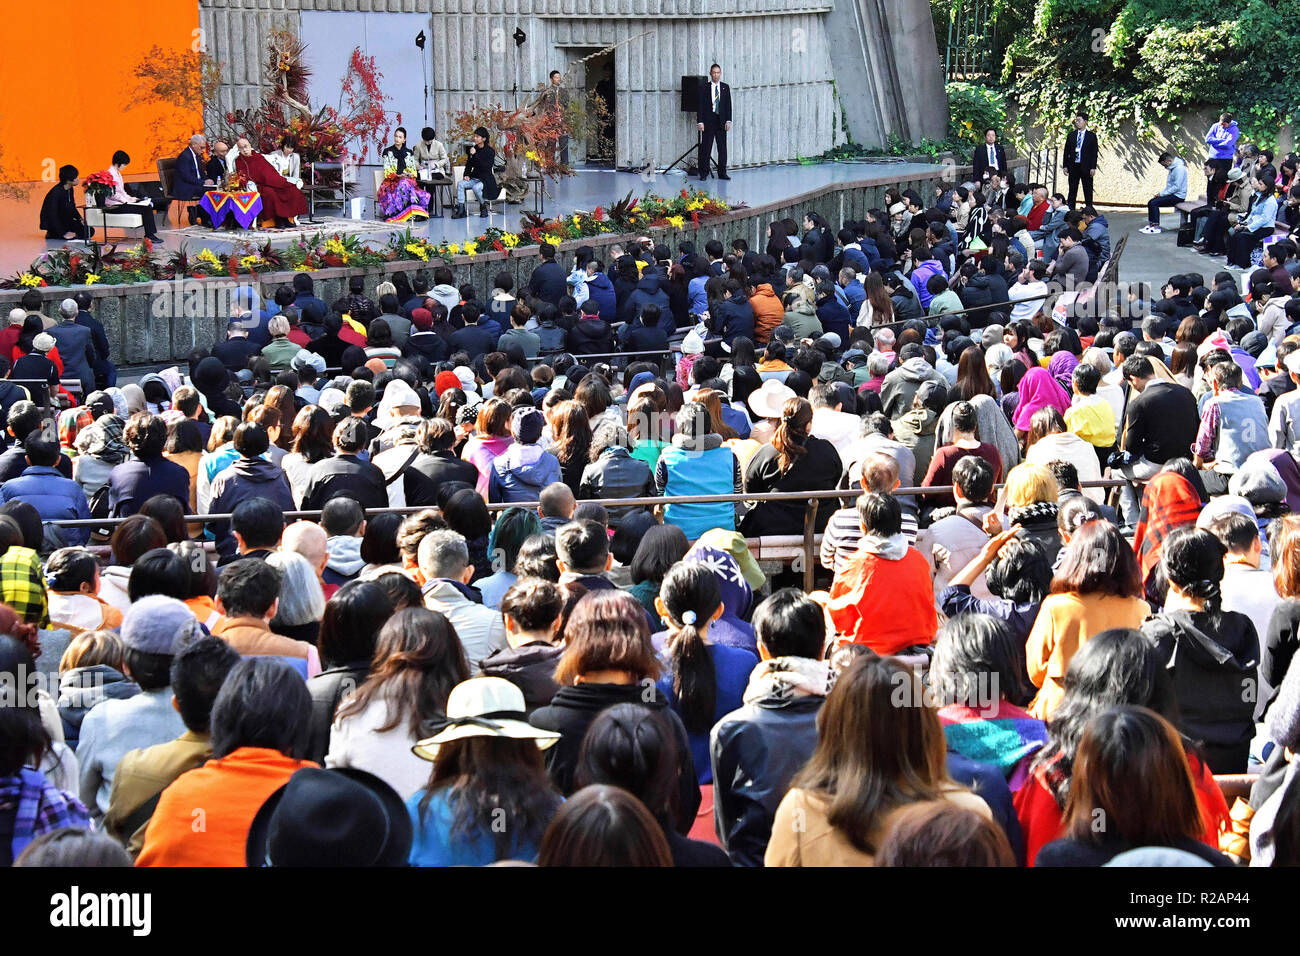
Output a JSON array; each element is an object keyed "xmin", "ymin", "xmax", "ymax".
[{"xmin": 0, "ymin": 0, "xmax": 202, "ymax": 184}]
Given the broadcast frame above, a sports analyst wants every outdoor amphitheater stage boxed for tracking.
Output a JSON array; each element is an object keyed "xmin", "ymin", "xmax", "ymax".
[{"xmin": 0, "ymin": 160, "xmax": 945, "ymax": 277}]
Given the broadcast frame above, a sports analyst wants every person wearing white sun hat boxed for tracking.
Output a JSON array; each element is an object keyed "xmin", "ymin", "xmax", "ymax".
[
  {"xmin": 745, "ymin": 378, "xmax": 796, "ymax": 444},
  {"xmin": 405, "ymin": 677, "xmax": 562, "ymax": 866}
]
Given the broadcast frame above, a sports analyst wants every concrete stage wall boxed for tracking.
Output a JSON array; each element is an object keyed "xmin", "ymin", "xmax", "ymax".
[{"xmin": 0, "ymin": 164, "xmax": 1024, "ymax": 366}]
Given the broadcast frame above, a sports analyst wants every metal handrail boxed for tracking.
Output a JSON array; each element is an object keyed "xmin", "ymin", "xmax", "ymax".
[
  {"xmin": 51, "ymin": 478, "xmax": 1128, "ymax": 591},
  {"xmin": 47, "ymin": 479, "xmax": 1129, "ymax": 528}
]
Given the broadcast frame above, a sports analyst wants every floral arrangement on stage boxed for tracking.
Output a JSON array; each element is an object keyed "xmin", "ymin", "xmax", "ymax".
[
  {"xmin": 165, "ymin": 241, "xmax": 287, "ymax": 280},
  {"xmin": 220, "ymin": 30, "xmax": 394, "ymax": 166},
  {"xmin": 3, "ymin": 188, "xmax": 734, "ymax": 288},
  {"xmin": 446, "ymin": 86, "xmax": 611, "ymax": 185},
  {"xmin": 82, "ymin": 171, "xmax": 117, "ymax": 205},
  {"xmin": 520, "ymin": 187, "xmax": 736, "ymax": 242},
  {"xmin": 1, "ymin": 242, "xmax": 157, "ymax": 289},
  {"xmin": 281, "ymin": 232, "xmax": 391, "ymax": 271}
]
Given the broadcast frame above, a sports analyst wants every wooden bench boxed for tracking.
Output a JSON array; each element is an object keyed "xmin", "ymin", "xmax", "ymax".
[{"xmin": 1176, "ymin": 196, "xmax": 1207, "ymax": 228}]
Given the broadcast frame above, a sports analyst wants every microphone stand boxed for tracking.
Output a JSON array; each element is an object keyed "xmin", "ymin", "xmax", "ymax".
[{"xmin": 661, "ymin": 130, "xmax": 706, "ymax": 177}]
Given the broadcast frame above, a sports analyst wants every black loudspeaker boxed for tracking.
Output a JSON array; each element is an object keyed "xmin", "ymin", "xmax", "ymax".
[{"xmin": 680, "ymin": 75, "xmax": 701, "ymax": 114}]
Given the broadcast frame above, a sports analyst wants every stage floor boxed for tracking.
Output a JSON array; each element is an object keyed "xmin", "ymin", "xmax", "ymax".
[{"xmin": 0, "ymin": 160, "xmax": 943, "ymax": 276}]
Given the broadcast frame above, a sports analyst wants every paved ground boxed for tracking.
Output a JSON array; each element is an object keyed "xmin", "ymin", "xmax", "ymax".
[{"xmin": 1097, "ymin": 206, "xmax": 1251, "ymax": 296}]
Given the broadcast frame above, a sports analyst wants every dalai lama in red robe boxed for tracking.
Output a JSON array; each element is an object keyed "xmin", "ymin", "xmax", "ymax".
[{"xmin": 234, "ymin": 138, "xmax": 308, "ymax": 226}]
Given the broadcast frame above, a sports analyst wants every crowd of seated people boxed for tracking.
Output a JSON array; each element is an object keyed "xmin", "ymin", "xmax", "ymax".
[{"xmin": 5, "ymin": 171, "xmax": 1300, "ymax": 869}]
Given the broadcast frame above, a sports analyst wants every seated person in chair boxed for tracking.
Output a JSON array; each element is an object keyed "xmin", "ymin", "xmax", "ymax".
[
  {"xmin": 39, "ymin": 165, "xmax": 87, "ymax": 240},
  {"xmin": 452, "ymin": 126, "xmax": 499, "ymax": 220},
  {"xmin": 103, "ymin": 150, "xmax": 160, "ymax": 241},
  {"xmin": 174, "ymin": 133, "xmax": 212, "ymax": 226},
  {"xmin": 234, "ymin": 138, "xmax": 307, "ymax": 228},
  {"xmin": 413, "ymin": 127, "xmax": 451, "ymax": 179},
  {"xmin": 265, "ymin": 139, "xmax": 303, "ymax": 189}
]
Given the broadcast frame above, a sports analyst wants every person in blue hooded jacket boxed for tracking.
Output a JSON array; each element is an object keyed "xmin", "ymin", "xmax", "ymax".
[
  {"xmin": 1205, "ymin": 113, "xmax": 1241, "ymax": 199},
  {"xmin": 815, "ymin": 283, "xmax": 851, "ymax": 344},
  {"xmin": 582, "ymin": 259, "xmax": 616, "ymax": 322},
  {"xmin": 706, "ymin": 277, "xmax": 755, "ymax": 352},
  {"xmin": 909, "ymin": 252, "xmax": 947, "ymax": 312},
  {"xmin": 489, "ymin": 408, "xmax": 562, "ymax": 503},
  {"xmin": 687, "ymin": 258, "xmax": 712, "ymax": 316}
]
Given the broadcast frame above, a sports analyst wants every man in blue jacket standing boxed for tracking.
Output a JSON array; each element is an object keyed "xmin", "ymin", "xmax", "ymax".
[
  {"xmin": 527, "ymin": 243, "xmax": 568, "ymax": 307},
  {"xmin": 0, "ymin": 431, "xmax": 91, "ymax": 546},
  {"xmin": 1205, "ymin": 113, "xmax": 1241, "ymax": 204}
]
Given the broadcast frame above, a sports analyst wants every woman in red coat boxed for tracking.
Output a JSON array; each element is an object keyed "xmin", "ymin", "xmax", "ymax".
[{"xmin": 234, "ymin": 139, "xmax": 307, "ymax": 227}]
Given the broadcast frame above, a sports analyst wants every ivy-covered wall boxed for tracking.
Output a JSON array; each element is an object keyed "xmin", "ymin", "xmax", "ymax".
[{"xmin": 937, "ymin": 0, "xmax": 1296, "ymax": 147}]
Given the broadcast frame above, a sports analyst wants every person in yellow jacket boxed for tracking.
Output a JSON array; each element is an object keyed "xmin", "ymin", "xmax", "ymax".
[{"xmin": 1025, "ymin": 520, "xmax": 1149, "ymax": 719}]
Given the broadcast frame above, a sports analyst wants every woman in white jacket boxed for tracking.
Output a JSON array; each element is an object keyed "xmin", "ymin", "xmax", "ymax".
[{"xmin": 1023, "ymin": 406, "xmax": 1104, "ymax": 503}]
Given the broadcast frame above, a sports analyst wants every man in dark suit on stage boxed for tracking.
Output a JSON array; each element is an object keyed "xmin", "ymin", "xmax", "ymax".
[
  {"xmin": 174, "ymin": 134, "xmax": 213, "ymax": 226},
  {"xmin": 972, "ymin": 128, "xmax": 1011, "ymax": 188},
  {"xmin": 1063, "ymin": 112, "xmax": 1099, "ymax": 208},
  {"xmin": 696, "ymin": 63, "xmax": 732, "ymax": 181}
]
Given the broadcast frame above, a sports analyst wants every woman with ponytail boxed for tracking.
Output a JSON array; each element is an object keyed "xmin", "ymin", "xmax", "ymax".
[
  {"xmin": 653, "ymin": 564, "xmax": 758, "ymax": 786},
  {"xmin": 1140, "ymin": 527, "xmax": 1259, "ymax": 773},
  {"xmin": 738, "ymin": 396, "xmax": 843, "ymax": 536}
]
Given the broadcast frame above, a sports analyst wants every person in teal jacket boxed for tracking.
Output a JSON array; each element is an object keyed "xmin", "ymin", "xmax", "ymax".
[{"xmin": 653, "ymin": 403, "xmax": 741, "ymax": 542}]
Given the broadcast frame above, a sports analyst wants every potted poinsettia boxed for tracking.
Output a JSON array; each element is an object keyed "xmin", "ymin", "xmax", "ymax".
[{"xmin": 83, "ymin": 170, "xmax": 116, "ymax": 206}]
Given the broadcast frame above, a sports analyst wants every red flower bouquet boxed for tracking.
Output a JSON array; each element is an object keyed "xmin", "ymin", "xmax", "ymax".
[{"xmin": 83, "ymin": 170, "xmax": 116, "ymax": 204}]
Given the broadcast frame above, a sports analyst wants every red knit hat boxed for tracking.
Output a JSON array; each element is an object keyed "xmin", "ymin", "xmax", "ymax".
[
  {"xmin": 411, "ymin": 307, "xmax": 433, "ymax": 331},
  {"xmin": 434, "ymin": 370, "xmax": 462, "ymax": 396}
]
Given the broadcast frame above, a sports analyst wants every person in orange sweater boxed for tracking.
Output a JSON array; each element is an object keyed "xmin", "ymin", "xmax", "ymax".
[
  {"xmin": 748, "ymin": 279, "xmax": 784, "ymax": 346},
  {"xmin": 1024, "ymin": 520, "xmax": 1149, "ymax": 719},
  {"xmin": 824, "ymin": 493, "xmax": 937, "ymax": 655},
  {"xmin": 135, "ymin": 658, "xmax": 317, "ymax": 867}
]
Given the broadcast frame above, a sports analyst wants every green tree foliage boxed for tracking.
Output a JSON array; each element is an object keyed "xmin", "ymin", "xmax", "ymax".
[{"xmin": 997, "ymin": 0, "xmax": 1296, "ymax": 144}]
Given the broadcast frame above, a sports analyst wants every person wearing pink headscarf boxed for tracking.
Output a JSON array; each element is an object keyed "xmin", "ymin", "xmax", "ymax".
[{"xmin": 1012, "ymin": 366, "xmax": 1071, "ymax": 436}]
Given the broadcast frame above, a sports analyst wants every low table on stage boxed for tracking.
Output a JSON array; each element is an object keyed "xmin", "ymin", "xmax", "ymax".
[{"xmin": 199, "ymin": 190, "xmax": 264, "ymax": 230}]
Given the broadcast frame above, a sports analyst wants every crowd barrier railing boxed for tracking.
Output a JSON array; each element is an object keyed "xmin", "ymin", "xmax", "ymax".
[{"xmin": 50, "ymin": 479, "xmax": 1128, "ymax": 592}]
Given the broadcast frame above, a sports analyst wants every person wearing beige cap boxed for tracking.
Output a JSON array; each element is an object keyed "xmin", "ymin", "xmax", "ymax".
[
  {"xmin": 406, "ymin": 676, "xmax": 561, "ymax": 866},
  {"xmin": 11, "ymin": 331, "xmax": 60, "ymax": 406},
  {"xmin": 745, "ymin": 378, "xmax": 796, "ymax": 444}
]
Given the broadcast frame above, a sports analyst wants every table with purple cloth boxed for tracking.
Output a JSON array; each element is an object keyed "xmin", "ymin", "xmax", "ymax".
[{"xmin": 199, "ymin": 190, "xmax": 264, "ymax": 229}]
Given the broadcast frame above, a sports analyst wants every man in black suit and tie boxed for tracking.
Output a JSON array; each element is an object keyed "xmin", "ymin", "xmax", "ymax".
[
  {"xmin": 1063, "ymin": 112, "xmax": 1099, "ymax": 208},
  {"xmin": 696, "ymin": 63, "xmax": 732, "ymax": 181},
  {"xmin": 972, "ymin": 128, "xmax": 1011, "ymax": 188}
]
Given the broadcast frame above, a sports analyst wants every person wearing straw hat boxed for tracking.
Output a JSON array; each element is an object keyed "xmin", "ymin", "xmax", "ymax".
[{"xmin": 405, "ymin": 677, "xmax": 562, "ymax": 866}]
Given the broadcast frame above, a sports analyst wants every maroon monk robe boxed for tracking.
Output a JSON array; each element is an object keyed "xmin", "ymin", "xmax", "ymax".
[{"xmin": 235, "ymin": 152, "xmax": 307, "ymax": 220}]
